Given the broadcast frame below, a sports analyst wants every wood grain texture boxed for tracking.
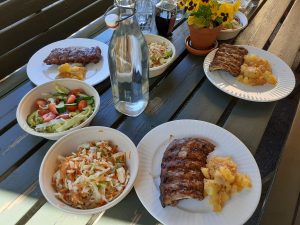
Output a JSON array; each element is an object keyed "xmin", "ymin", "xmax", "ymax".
[
  {"xmin": 0, "ymin": 0, "xmax": 113, "ymax": 78},
  {"xmin": 235, "ymin": 0, "xmax": 292, "ymax": 48},
  {"xmin": 0, "ymin": 0, "xmax": 57, "ymax": 29},
  {"xmin": 0, "ymin": 124, "xmax": 44, "ymax": 178},
  {"xmin": 26, "ymin": 203, "xmax": 91, "ymax": 225},
  {"xmin": 260, "ymin": 103, "xmax": 300, "ymax": 225},
  {"xmin": 175, "ymin": 79, "xmax": 233, "ymax": 123},
  {"xmin": 268, "ymin": 0, "xmax": 300, "ymax": 66},
  {"xmin": 0, "ymin": 142, "xmax": 53, "ymax": 225},
  {"xmin": 0, "ymin": 82, "xmax": 34, "ymax": 133},
  {"xmin": 0, "ymin": 0, "xmax": 100, "ymax": 56},
  {"xmin": 118, "ymin": 54, "xmax": 206, "ymax": 144},
  {"xmin": 223, "ymin": 101, "xmax": 275, "ymax": 154}
]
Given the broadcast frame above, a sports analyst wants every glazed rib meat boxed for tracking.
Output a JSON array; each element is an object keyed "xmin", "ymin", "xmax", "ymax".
[
  {"xmin": 44, "ymin": 46, "xmax": 101, "ymax": 65},
  {"xmin": 160, "ymin": 138, "xmax": 215, "ymax": 207},
  {"xmin": 209, "ymin": 43, "xmax": 248, "ymax": 76}
]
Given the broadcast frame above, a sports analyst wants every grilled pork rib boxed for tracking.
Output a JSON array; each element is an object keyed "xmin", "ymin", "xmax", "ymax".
[
  {"xmin": 160, "ymin": 138, "xmax": 215, "ymax": 207},
  {"xmin": 209, "ymin": 44, "xmax": 248, "ymax": 77},
  {"xmin": 44, "ymin": 47, "xmax": 101, "ymax": 65}
]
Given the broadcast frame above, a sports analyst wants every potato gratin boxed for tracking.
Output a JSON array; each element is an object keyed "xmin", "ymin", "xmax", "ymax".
[
  {"xmin": 201, "ymin": 156, "xmax": 252, "ymax": 212},
  {"xmin": 52, "ymin": 140, "xmax": 129, "ymax": 209},
  {"xmin": 237, "ymin": 54, "xmax": 277, "ymax": 86}
]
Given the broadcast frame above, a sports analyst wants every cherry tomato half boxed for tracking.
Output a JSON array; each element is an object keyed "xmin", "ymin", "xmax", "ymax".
[
  {"xmin": 68, "ymin": 88, "xmax": 84, "ymax": 96},
  {"xmin": 66, "ymin": 94, "xmax": 76, "ymax": 104},
  {"xmin": 78, "ymin": 100, "xmax": 87, "ymax": 111},
  {"xmin": 48, "ymin": 103, "xmax": 59, "ymax": 115},
  {"xmin": 34, "ymin": 99, "xmax": 47, "ymax": 109},
  {"xmin": 66, "ymin": 105, "xmax": 77, "ymax": 112}
]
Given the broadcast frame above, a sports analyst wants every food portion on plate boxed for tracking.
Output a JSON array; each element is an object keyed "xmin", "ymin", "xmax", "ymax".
[
  {"xmin": 159, "ymin": 137, "xmax": 252, "ymax": 212},
  {"xmin": 237, "ymin": 54, "xmax": 277, "ymax": 86},
  {"xmin": 43, "ymin": 46, "xmax": 102, "ymax": 81},
  {"xmin": 44, "ymin": 46, "xmax": 102, "ymax": 65},
  {"xmin": 209, "ymin": 44, "xmax": 277, "ymax": 86},
  {"xmin": 148, "ymin": 41, "xmax": 173, "ymax": 68},
  {"xmin": 52, "ymin": 140, "xmax": 130, "ymax": 209},
  {"xmin": 201, "ymin": 156, "xmax": 252, "ymax": 212},
  {"xmin": 27, "ymin": 85, "xmax": 95, "ymax": 133},
  {"xmin": 57, "ymin": 63, "xmax": 87, "ymax": 80},
  {"xmin": 209, "ymin": 44, "xmax": 248, "ymax": 77},
  {"xmin": 160, "ymin": 138, "xmax": 215, "ymax": 207}
]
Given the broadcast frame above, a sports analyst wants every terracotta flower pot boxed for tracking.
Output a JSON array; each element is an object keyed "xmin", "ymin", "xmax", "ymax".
[{"xmin": 189, "ymin": 25, "xmax": 222, "ymax": 50}]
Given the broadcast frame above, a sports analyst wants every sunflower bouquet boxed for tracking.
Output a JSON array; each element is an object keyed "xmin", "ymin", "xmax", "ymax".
[{"xmin": 178, "ymin": 0, "xmax": 240, "ymax": 28}]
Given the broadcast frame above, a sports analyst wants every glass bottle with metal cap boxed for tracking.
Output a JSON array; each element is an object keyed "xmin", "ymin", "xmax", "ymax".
[{"xmin": 106, "ymin": 0, "xmax": 149, "ymax": 117}]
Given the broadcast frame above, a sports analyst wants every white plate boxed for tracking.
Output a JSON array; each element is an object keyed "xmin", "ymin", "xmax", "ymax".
[
  {"xmin": 134, "ymin": 120, "xmax": 261, "ymax": 225},
  {"xmin": 203, "ymin": 45, "xmax": 295, "ymax": 102},
  {"xmin": 27, "ymin": 38, "xmax": 109, "ymax": 86}
]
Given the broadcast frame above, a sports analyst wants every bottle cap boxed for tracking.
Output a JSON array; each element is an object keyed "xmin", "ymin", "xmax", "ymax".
[{"xmin": 105, "ymin": 14, "xmax": 119, "ymax": 29}]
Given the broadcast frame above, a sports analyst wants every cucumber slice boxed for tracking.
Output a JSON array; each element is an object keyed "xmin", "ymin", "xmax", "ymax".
[
  {"xmin": 47, "ymin": 98, "xmax": 55, "ymax": 103},
  {"xmin": 65, "ymin": 103, "xmax": 77, "ymax": 106},
  {"xmin": 77, "ymin": 93, "xmax": 89, "ymax": 98},
  {"xmin": 56, "ymin": 102, "xmax": 66, "ymax": 114},
  {"xmin": 55, "ymin": 84, "xmax": 70, "ymax": 94},
  {"xmin": 75, "ymin": 96, "xmax": 94, "ymax": 103}
]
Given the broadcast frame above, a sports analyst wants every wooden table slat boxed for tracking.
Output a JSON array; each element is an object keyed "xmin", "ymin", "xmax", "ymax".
[
  {"xmin": 268, "ymin": 0, "xmax": 300, "ymax": 66},
  {"xmin": 0, "ymin": 141, "xmax": 53, "ymax": 225},
  {"xmin": 175, "ymin": 79, "xmax": 233, "ymax": 123},
  {"xmin": 235, "ymin": 0, "xmax": 292, "ymax": 48},
  {"xmin": 26, "ymin": 203, "xmax": 91, "ymax": 225},
  {"xmin": 118, "ymin": 54, "xmax": 206, "ymax": 145},
  {"xmin": 260, "ymin": 102, "xmax": 300, "ymax": 225},
  {"xmin": 0, "ymin": 124, "xmax": 44, "ymax": 178},
  {"xmin": 223, "ymin": 101, "xmax": 275, "ymax": 154}
]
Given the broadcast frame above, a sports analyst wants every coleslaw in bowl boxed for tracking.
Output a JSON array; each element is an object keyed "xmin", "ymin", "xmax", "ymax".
[
  {"xmin": 39, "ymin": 126, "xmax": 138, "ymax": 214},
  {"xmin": 144, "ymin": 34, "xmax": 176, "ymax": 78}
]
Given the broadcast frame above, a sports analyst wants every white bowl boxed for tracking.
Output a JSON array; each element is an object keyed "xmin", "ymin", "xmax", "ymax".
[
  {"xmin": 145, "ymin": 34, "xmax": 176, "ymax": 78},
  {"xmin": 218, "ymin": 11, "xmax": 248, "ymax": 40},
  {"xmin": 16, "ymin": 79, "xmax": 100, "ymax": 140},
  {"xmin": 39, "ymin": 126, "xmax": 138, "ymax": 214}
]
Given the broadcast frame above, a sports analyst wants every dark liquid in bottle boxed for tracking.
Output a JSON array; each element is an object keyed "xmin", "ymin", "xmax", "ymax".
[{"xmin": 155, "ymin": 2, "xmax": 176, "ymax": 37}]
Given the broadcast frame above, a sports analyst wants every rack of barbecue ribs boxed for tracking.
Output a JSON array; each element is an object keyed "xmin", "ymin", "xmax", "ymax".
[
  {"xmin": 44, "ymin": 47, "xmax": 102, "ymax": 65},
  {"xmin": 160, "ymin": 138, "xmax": 215, "ymax": 207},
  {"xmin": 209, "ymin": 44, "xmax": 248, "ymax": 77}
]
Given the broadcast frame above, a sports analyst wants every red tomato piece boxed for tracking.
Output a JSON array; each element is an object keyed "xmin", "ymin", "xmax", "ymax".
[
  {"xmin": 34, "ymin": 99, "xmax": 47, "ymax": 109},
  {"xmin": 78, "ymin": 100, "xmax": 87, "ymax": 111},
  {"xmin": 48, "ymin": 103, "xmax": 59, "ymax": 115},
  {"xmin": 42, "ymin": 112, "xmax": 56, "ymax": 122},
  {"xmin": 68, "ymin": 88, "xmax": 84, "ymax": 96},
  {"xmin": 66, "ymin": 94, "xmax": 76, "ymax": 104},
  {"xmin": 38, "ymin": 109, "xmax": 49, "ymax": 116},
  {"xmin": 66, "ymin": 105, "xmax": 77, "ymax": 112}
]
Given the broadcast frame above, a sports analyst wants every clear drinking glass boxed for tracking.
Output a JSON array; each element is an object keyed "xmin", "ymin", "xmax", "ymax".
[
  {"xmin": 108, "ymin": 0, "xmax": 149, "ymax": 117},
  {"xmin": 136, "ymin": 0, "xmax": 154, "ymax": 33}
]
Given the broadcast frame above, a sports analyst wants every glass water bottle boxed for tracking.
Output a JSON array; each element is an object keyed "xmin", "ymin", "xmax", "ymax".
[{"xmin": 107, "ymin": 0, "xmax": 149, "ymax": 117}]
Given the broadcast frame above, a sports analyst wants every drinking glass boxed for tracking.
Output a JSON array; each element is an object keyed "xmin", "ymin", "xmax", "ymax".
[{"xmin": 136, "ymin": 0, "xmax": 154, "ymax": 33}]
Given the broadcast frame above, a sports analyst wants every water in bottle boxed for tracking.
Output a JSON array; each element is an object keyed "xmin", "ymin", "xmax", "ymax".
[{"xmin": 107, "ymin": 0, "xmax": 149, "ymax": 117}]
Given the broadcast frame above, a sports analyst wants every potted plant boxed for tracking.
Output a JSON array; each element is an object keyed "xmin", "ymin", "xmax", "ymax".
[{"xmin": 178, "ymin": 0, "xmax": 240, "ymax": 50}]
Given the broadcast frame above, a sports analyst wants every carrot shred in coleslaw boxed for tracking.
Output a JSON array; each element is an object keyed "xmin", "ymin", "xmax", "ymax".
[{"xmin": 52, "ymin": 140, "xmax": 129, "ymax": 209}]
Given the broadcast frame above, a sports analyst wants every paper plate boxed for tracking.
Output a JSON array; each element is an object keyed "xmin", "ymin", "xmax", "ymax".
[
  {"xmin": 203, "ymin": 45, "xmax": 295, "ymax": 102},
  {"xmin": 134, "ymin": 120, "xmax": 261, "ymax": 225},
  {"xmin": 27, "ymin": 38, "xmax": 109, "ymax": 86}
]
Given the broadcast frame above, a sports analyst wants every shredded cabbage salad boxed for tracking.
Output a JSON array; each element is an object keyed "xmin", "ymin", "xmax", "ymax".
[
  {"xmin": 52, "ymin": 140, "xmax": 130, "ymax": 209},
  {"xmin": 148, "ymin": 41, "xmax": 173, "ymax": 68}
]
